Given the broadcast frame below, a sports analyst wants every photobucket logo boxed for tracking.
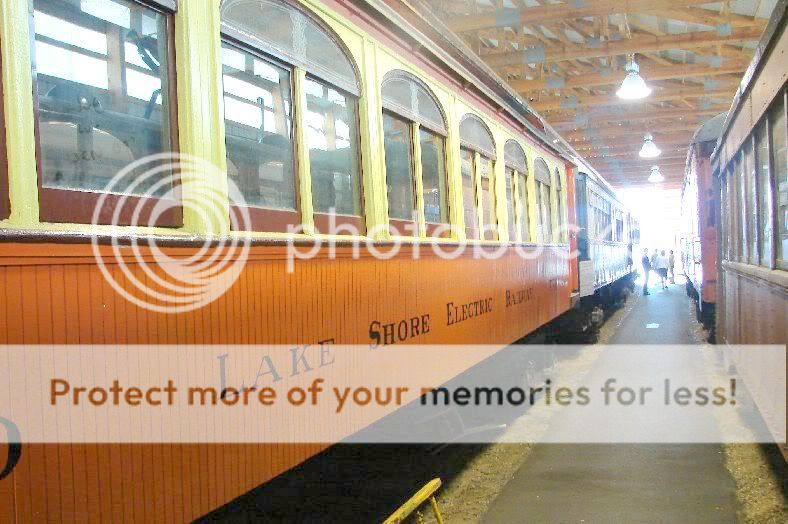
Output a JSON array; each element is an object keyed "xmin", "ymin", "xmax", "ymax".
[{"xmin": 91, "ymin": 153, "xmax": 252, "ymax": 313}]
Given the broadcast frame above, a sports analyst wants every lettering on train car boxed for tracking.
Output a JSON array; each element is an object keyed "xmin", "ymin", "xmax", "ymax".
[
  {"xmin": 505, "ymin": 287, "xmax": 534, "ymax": 307},
  {"xmin": 216, "ymin": 339, "xmax": 337, "ymax": 399},
  {"xmin": 446, "ymin": 298, "xmax": 494, "ymax": 326},
  {"xmin": 0, "ymin": 417, "xmax": 22, "ymax": 481},
  {"xmin": 368, "ymin": 315, "xmax": 431, "ymax": 349}
]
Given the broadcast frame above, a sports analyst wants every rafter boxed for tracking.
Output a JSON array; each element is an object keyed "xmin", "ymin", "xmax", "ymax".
[
  {"xmin": 510, "ymin": 60, "xmax": 748, "ymax": 92},
  {"xmin": 447, "ymin": 0, "xmax": 714, "ymax": 33},
  {"xmin": 548, "ymin": 105, "xmax": 728, "ymax": 125},
  {"xmin": 563, "ymin": 121, "xmax": 701, "ymax": 141},
  {"xmin": 483, "ymin": 26, "xmax": 763, "ymax": 67},
  {"xmin": 651, "ymin": 7, "xmax": 769, "ymax": 28},
  {"xmin": 531, "ymin": 86, "xmax": 733, "ymax": 111}
]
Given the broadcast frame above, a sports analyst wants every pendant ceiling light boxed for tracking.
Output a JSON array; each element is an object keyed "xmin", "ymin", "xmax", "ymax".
[
  {"xmin": 639, "ymin": 133, "xmax": 661, "ymax": 158},
  {"xmin": 616, "ymin": 57, "xmax": 652, "ymax": 100},
  {"xmin": 648, "ymin": 165, "xmax": 665, "ymax": 183}
]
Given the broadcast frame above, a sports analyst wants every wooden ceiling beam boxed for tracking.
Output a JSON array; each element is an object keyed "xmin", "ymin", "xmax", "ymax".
[
  {"xmin": 563, "ymin": 122, "xmax": 701, "ymax": 141},
  {"xmin": 510, "ymin": 60, "xmax": 748, "ymax": 91},
  {"xmin": 651, "ymin": 7, "xmax": 769, "ymax": 28},
  {"xmin": 548, "ymin": 105, "xmax": 727, "ymax": 125},
  {"xmin": 447, "ymin": 0, "xmax": 714, "ymax": 33},
  {"xmin": 482, "ymin": 26, "xmax": 763, "ymax": 67},
  {"xmin": 532, "ymin": 86, "xmax": 733, "ymax": 111}
]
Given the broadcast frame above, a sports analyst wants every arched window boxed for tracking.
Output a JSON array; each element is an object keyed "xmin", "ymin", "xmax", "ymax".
[
  {"xmin": 534, "ymin": 158, "xmax": 552, "ymax": 243},
  {"xmin": 29, "ymin": 0, "xmax": 179, "ymax": 225},
  {"xmin": 221, "ymin": 0, "xmax": 363, "ymax": 234},
  {"xmin": 381, "ymin": 71, "xmax": 449, "ymax": 237},
  {"xmin": 460, "ymin": 115, "xmax": 496, "ymax": 240},
  {"xmin": 504, "ymin": 140, "xmax": 529, "ymax": 242}
]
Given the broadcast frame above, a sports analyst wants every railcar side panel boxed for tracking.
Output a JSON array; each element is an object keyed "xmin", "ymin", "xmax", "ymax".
[{"xmin": 0, "ymin": 242, "xmax": 570, "ymax": 521}]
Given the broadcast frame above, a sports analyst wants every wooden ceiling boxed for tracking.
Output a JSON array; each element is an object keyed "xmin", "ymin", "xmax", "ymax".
[{"xmin": 420, "ymin": 0, "xmax": 775, "ymax": 189}]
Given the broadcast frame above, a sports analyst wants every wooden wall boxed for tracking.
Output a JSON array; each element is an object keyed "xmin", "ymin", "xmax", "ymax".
[{"xmin": 0, "ymin": 241, "xmax": 570, "ymax": 521}]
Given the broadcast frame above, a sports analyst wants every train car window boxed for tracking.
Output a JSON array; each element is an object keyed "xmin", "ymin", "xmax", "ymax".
[
  {"xmin": 755, "ymin": 122, "xmax": 772, "ymax": 267},
  {"xmin": 504, "ymin": 140, "xmax": 527, "ymax": 242},
  {"xmin": 460, "ymin": 115, "xmax": 496, "ymax": 240},
  {"xmin": 721, "ymin": 176, "xmax": 729, "ymax": 261},
  {"xmin": 504, "ymin": 169, "xmax": 516, "ymax": 240},
  {"xmin": 479, "ymin": 155, "xmax": 496, "ymax": 240},
  {"xmin": 221, "ymin": 43, "xmax": 298, "ymax": 231},
  {"xmin": 460, "ymin": 115, "xmax": 496, "ymax": 160},
  {"xmin": 734, "ymin": 153, "xmax": 746, "ymax": 262},
  {"xmin": 460, "ymin": 148, "xmax": 478, "ymax": 239},
  {"xmin": 556, "ymin": 168, "xmax": 567, "ymax": 242},
  {"xmin": 744, "ymin": 138, "xmax": 758, "ymax": 265},
  {"xmin": 534, "ymin": 158, "xmax": 552, "ymax": 243},
  {"xmin": 517, "ymin": 172, "xmax": 530, "ymax": 242},
  {"xmin": 221, "ymin": 0, "xmax": 363, "ymax": 234},
  {"xmin": 769, "ymin": 92, "xmax": 787, "ymax": 267},
  {"xmin": 383, "ymin": 112, "xmax": 416, "ymax": 231},
  {"xmin": 30, "ymin": 0, "xmax": 179, "ymax": 225},
  {"xmin": 381, "ymin": 72, "xmax": 448, "ymax": 236},
  {"xmin": 419, "ymin": 128, "xmax": 449, "ymax": 230},
  {"xmin": 0, "ymin": 45, "xmax": 8, "ymax": 220},
  {"xmin": 304, "ymin": 77, "xmax": 362, "ymax": 227}
]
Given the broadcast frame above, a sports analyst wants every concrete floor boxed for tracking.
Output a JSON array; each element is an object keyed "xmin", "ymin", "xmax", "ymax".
[{"xmin": 482, "ymin": 281, "xmax": 740, "ymax": 524}]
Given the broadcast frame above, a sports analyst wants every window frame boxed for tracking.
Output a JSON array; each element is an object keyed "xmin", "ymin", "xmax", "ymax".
[
  {"xmin": 380, "ymin": 71, "xmax": 450, "ymax": 238},
  {"xmin": 459, "ymin": 114, "xmax": 497, "ymax": 241},
  {"xmin": 30, "ymin": 0, "xmax": 182, "ymax": 226},
  {"xmin": 220, "ymin": 2, "xmax": 365, "ymax": 235},
  {"xmin": 382, "ymin": 109, "xmax": 418, "ymax": 235}
]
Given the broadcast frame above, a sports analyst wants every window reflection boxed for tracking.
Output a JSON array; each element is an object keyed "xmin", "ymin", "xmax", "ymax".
[
  {"xmin": 419, "ymin": 129, "xmax": 447, "ymax": 225},
  {"xmin": 505, "ymin": 169, "xmax": 516, "ymax": 239},
  {"xmin": 383, "ymin": 113, "xmax": 415, "ymax": 221},
  {"xmin": 461, "ymin": 148, "xmax": 478, "ymax": 239},
  {"xmin": 221, "ymin": 43, "xmax": 296, "ymax": 211},
  {"xmin": 304, "ymin": 78, "xmax": 361, "ymax": 216},
  {"xmin": 479, "ymin": 156, "xmax": 496, "ymax": 240},
  {"xmin": 517, "ymin": 172, "xmax": 529, "ymax": 242},
  {"xmin": 32, "ymin": 0, "xmax": 174, "ymax": 196}
]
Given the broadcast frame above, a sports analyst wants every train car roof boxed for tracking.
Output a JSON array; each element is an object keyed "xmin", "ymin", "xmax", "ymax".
[{"xmin": 691, "ymin": 113, "xmax": 728, "ymax": 145}]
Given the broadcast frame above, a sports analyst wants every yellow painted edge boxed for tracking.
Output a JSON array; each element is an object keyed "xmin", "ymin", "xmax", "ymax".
[
  {"xmin": 1, "ymin": 0, "xmax": 39, "ymax": 226},
  {"xmin": 293, "ymin": 67, "xmax": 316, "ymax": 235},
  {"xmin": 175, "ymin": 0, "xmax": 230, "ymax": 235},
  {"xmin": 411, "ymin": 122, "xmax": 427, "ymax": 238}
]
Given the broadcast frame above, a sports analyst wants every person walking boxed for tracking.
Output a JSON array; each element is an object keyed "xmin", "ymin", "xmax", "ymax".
[
  {"xmin": 641, "ymin": 248, "xmax": 651, "ymax": 296},
  {"xmin": 668, "ymin": 249, "xmax": 676, "ymax": 284},
  {"xmin": 656, "ymin": 249, "xmax": 669, "ymax": 289}
]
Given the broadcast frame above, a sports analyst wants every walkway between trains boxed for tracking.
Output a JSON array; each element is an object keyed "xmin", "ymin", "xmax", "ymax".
[{"xmin": 482, "ymin": 280, "xmax": 739, "ymax": 523}]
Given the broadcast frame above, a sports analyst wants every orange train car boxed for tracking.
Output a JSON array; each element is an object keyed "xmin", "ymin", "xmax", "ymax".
[
  {"xmin": 680, "ymin": 112, "xmax": 726, "ymax": 336},
  {"xmin": 0, "ymin": 0, "xmax": 609, "ymax": 520}
]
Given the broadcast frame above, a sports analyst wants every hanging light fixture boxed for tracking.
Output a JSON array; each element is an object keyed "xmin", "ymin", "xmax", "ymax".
[
  {"xmin": 616, "ymin": 57, "xmax": 652, "ymax": 100},
  {"xmin": 639, "ymin": 133, "xmax": 661, "ymax": 158},
  {"xmin": 648, "ymin": 165, "xmax": 664, "ymax": 183}
]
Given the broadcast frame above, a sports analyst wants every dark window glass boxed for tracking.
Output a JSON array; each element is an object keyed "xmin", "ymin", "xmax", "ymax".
[
  {"xmin": 419, "ymin": 129, "xmax": 448, "ymax": 225},
  {"xmin": 383, "ymin": 113, "xmax": 414, "ymax": 222},
  {"xmin": 479, "ymin": 156, "xmax": 496, "ymax": 240},
  {"xmin": 222, "ymin": 43, "xmax": 296, "ymax": 212},
  {"xmin": 770, "ymin": 94, "xmax": 787, "ymax": 265},
  {"xmin": 755, "ymin": 123, "xmax": 772, "ymax": 266},
  {"xmin": 461, "ymin": 148, "xmax": 478, "ymax": 239},
  {"xmin": 32, "ymin": 0, "xmax": 175, "ymax": 204},
  {"xmin": 505, "ymin": 169, "xmax": 516, "ymax": 239},
  {"xmin": 744, "ymin": 138, "xmax": 758, "ymax": 265},
  {"xmin": 304, "ymin": 77, "xmax": 361, "ymax": 216},
  {"xmin": 517, "ymin": 172, "xmax": 529, "ymax": 242}
]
